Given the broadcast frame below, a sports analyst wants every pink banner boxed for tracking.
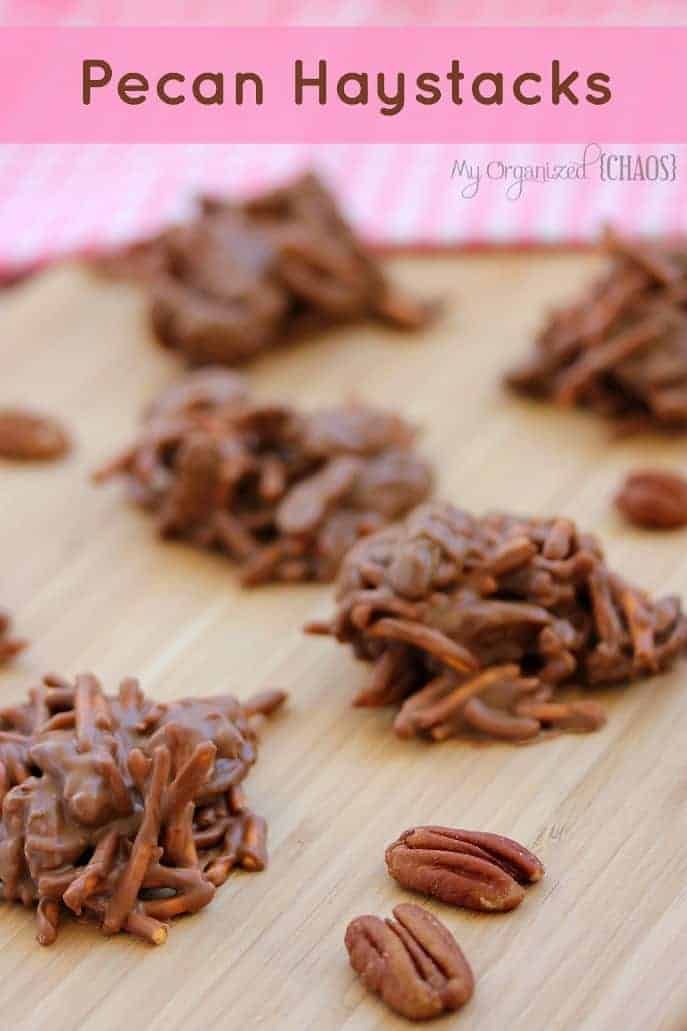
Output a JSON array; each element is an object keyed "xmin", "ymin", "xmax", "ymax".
[{"xmin": 0, "ymin": 26, "xmax": 683, "ymax": 143}]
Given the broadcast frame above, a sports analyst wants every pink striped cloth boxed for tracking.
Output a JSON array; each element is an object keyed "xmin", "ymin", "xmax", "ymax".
[{"xmin": 1, "ymin": 2, "xmax": 685, "ymax": 276}]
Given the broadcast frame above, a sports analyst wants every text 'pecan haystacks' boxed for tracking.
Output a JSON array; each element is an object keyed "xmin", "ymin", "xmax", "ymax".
[
  {"xmin": 0, "ymin": 673, "xmax": 286, "ymax": 946},
  {"xmin": 306, "ymin": 502, "xmax": 687, "ymax": 743},
  {"xmin": 507, "ymin": 229, "xmax": 687, "ymax": 433},
  {"xmin": 95, "ymin": 368, "xmax": 433, "ymax": 586},
  {"xmin": 100, "ymin": 173, "xmax": 434, "ymax": 366},
  {"xmin": 0, "ymin": 608, "xmax": 26, "ymax": 665}
]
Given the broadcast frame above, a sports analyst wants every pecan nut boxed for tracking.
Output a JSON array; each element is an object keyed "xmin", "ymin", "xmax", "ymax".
[
  {"xmin": 345, "ymin": 902, "xmax": 474, "ymax": 1021},
  {"xmin": 0, "ymin": 408, "xmax": 70, "ymax": 461},
  {"xmin": 615, "ymin": 469, "xmax": 687, "ymax": 529},
  {"xmin": 386, "ymin": 826, "xmax": 544, "ymax": 912},
  {"xmin": 0, "ymin": 607, "xmax": 26, "ymax": 665}
]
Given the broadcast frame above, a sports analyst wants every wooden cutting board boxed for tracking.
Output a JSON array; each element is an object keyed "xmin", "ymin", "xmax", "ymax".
[{"xmin": 1, "ymin": 253, "xmax": 686, "ymax": 1031}]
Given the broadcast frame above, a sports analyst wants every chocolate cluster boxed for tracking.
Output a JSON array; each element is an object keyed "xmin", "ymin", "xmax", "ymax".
[
  {"xmin": 0, "ymin": 672, "xmax": 285, "ymax": 946},
  {"xmin": 95, "ymin": 368, "xmax": 433, "ymax": 585},
  {"xmin": 102, "ymin": 173, "xmax": 433, "ymax": 366},
  {"xmin": 507, "ymin": 230, "xmax": 687, "ymax": 433},
  {"xmin": 307, "ymin": 501, "xmax": 687, "ymax": 743}
]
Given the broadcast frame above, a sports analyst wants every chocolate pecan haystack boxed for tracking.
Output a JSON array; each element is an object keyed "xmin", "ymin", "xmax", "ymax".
[
  {"xmin": 507, "ymin": 229, "xmax": 687, "ymax": 432},
  {"xmin": 0, "ymin": 673, "xmax": 285, "ymax": 946},
  {"xmin": 0, "ymin": 608, "xmax": 26, "ymax": 665},
  {"xmin": 307, "ymin": 502, "xmax": 687, "ymax": 743},
  {"xmin": 102, "ymin": 173, "xmax": 433, "ymax": 365},
  {"xmin": 95, "ymin": 369, "xmax": 433, "ymax": 585}
]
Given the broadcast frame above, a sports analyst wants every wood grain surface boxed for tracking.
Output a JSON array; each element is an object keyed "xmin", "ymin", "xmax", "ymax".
[{"xmin": 1, "ymin": 253, "xmax": 686, "ymax": 1031}]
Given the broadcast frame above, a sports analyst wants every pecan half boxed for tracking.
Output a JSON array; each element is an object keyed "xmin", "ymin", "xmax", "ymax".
[
  {"xmin": 615, "ymin": 468, "xmax": 687, "ymax": 529},
  {"xmin": 345, "ymin": 902, "xmax": 474, "ymax": 1021},
  {"xmin": 386, "ymin": 827, "xmax": 544, "ymax": 912},
  {"xmin": 0, "ymin": 408, "xmax": 70, "ymax": 461},
  {"xmin": 0, "ymin": 608, "xmax": 26, "ymax": 665}
]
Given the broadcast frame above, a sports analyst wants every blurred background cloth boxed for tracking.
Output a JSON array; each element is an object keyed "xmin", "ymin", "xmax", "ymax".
[
  {"xmin": 1, "ymin": 1, "xmax": 685, "ymax": 26},
  {"xmin": 1, "ymin": 1, "xmax": 686, "ymax": 277}
]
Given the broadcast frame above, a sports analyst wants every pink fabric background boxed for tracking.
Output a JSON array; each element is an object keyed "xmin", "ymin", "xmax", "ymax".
[
  {"xmin": 0, "ymin": 2, "xmax": 685, "ymax": 274},
  {"xmin": 2, "ymin": 2, "xmax": 685, "ymax": 27}
]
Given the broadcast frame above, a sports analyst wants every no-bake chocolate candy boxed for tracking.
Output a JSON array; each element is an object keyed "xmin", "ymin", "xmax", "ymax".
[
  {"xmin": 507, "ymin": 229, "xmax": 687, "ymax": 433},
  {"xmin": 95, "ymin": 368, "xmax": 433, "ymax": 585},
  {"xmin": 0, "ymin": 673, "xmax": 285, "ymax": 946},
  {"xmin": 307, "ymin": 501, "xmax": 687, "ymax": 743},
  {"xmin": 101, "ymin": 173, "xmax": 434, "ymax": 365}
]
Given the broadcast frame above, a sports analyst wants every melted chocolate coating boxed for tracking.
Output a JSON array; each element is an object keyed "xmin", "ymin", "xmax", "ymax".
[{"xmin": 0, "ymin": 674, "xmax": 285, "ymax": 946}]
